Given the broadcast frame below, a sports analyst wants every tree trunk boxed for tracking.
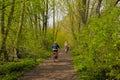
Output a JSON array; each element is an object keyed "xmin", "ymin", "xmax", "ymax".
[
  {"xmin": 81, "ymin": 0, "xmax": 87, "ymax": 24},
  {"xmin": 14, "ymin": 2, "xmax": 25, "ymax": 59},
  {"xmin": 44, "ymin": 0, "xmax": 48, "ymax": 39},
  {"xmin": 0, "ymin": 0, "xmax": 15, "ymax": 61},
  {"xmin": 53, "ymin": 0, "xmax": 56, "ymax": 41},
  {"xmin": 77, "ymin": 0, "xmax": 81, "ymax": 33},
  {"xmin": 67, "ymin": 0, "xmax": 77, "ymax": 41},
  {"xmin": 0, "ymin": 0, "xmax": 5, "ymax": 60},
  {"xmin": 96, "ymin": 0, "xmax": 102, "ymax": 17}
]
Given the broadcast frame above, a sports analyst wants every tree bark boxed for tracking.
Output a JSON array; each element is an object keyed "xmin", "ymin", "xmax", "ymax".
[
  {"xmin": 67, "ymin": 0, "xmax": 77, "ymax": 41},
  {"xmin": 81, "ymin": 0, "xmax": 87, "ymax": 24},
  {"xmin": 53, "ymin": 0, "xmax": 56, "ymax": 41},
  {"xmin": 96, "ymin": 0, "xmax": 102, "ymax": 17},
  {"xmin": 0, "ymin": 0, "xmax": 5, "ymax": 60},
  {"xmin": 0, "ymin": 0, "xmax": 15, "ymax": 61},
  {"xmin": 44, "ymin": 0, "xmax": 48, "ymax": 40},
  {"xmin": 13, "ymin": 1, "xmax": 25, "ymax": 60}
]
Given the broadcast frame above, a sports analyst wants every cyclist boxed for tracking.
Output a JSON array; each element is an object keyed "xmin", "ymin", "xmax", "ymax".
[
  {"xmin": 52, "ymin": 41, "xmax": 59, "ymax": 62},
  {"xmin": 64, "ymin": 41, "xmax": 69, "ymax": 54}
]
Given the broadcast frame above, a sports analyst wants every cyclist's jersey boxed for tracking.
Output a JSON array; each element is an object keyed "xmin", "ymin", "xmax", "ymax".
[{"xmin": 52, "ymin": 43, "xmax": 59, "ymax": 52}]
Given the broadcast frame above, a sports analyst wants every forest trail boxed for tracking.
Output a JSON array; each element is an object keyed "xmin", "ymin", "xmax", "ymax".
[{"xmin": 18, "ymin": 49, "xmax": 78, "ymax": 80}]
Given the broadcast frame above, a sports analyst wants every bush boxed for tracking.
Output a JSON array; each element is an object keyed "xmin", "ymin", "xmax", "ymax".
[
  {"xmin": 72, "ymin": 7, "xmax": 120, "ymax": 80},
  {"xmin": 0, "ymin": 48, "xmax": 52, "ymax": 80}
]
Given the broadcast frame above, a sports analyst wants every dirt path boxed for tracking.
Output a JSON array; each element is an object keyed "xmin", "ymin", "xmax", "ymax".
[{"xmin": 18, "ymin": 50, "xmax": 78, "ymax": 80}]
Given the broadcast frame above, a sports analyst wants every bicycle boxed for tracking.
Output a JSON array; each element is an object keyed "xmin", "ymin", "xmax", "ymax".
[
  {"xmin": 65, "ymin": 46, "xmax": 69, "ymax": 54},
  {"xmin": 53, "ymin": 52, "xmax": 58, "ymax": 62}
]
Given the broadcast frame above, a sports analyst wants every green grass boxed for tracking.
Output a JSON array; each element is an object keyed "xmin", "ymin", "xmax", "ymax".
[{"xmin": 0, "ymin": 50, "xmax": 52, "ymax": 80}]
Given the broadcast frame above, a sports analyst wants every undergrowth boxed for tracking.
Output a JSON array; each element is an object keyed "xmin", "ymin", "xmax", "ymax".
[
  {"xmin": 72, "ymin": 7, "xmax": 120, "ymax": 80},
  {"xmin": 0, "ymin": 50, "xmax": 52, "ymax": 80}
]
